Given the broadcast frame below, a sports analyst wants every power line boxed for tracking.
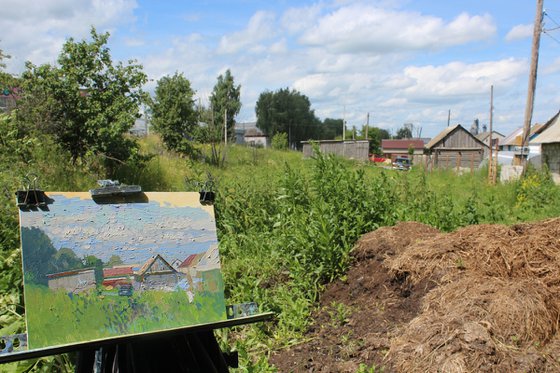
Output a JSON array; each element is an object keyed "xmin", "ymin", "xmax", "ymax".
[
  {"xmin": 544, "ymin": 11, "xmax": 560, "ymax": 29},
  {"xmin": 543, "ymin": 29, "xmax": 560, "ymax": 44}
]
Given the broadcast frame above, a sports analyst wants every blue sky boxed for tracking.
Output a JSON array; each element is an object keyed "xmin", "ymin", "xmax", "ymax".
[
  {"xmin": 20, "ymin": 194, "xmax": 217, "ymax": 265},
  {"xmin": 1, "ymin": 0, "xmax": 559, "ymax": 137}
]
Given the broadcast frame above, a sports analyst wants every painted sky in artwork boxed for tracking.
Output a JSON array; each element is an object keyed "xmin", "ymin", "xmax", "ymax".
[{"xmin": 19, "ymin": 192, "xmax": 218, "ymax": 265}]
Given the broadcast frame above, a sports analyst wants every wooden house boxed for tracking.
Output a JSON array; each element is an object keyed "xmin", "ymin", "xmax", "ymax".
[
  {"xmin": 476, "ymin": 131, "xmax": 505, "ymax": 148},
  {"xmin": 46, "ymin": 268, "xmax": 96, "ymax": 294},
  {"xmin": 135, "ymin": 254, "xmax": 181, "ymax": 291},
  {"xmin": 426, "ymin": 125, "xmax": 488, "ymax": 169},
  {"xmin": 531, "ymin": 111, "xmax": 560, "ymax": 182}
]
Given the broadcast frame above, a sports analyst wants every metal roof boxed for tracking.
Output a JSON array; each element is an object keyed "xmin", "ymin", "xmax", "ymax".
[{"xmin": 531, "ymin": 111, "xmax": 560, "ymax": 144}]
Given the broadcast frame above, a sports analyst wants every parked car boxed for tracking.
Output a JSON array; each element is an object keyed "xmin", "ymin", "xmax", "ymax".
[
  {"xmin": 118, "ymin": 283, "xmax": 133, "ymax": 296},
  {"xmin": 392, "ymin": 156, "xmax": 411, "ymax": 170}
]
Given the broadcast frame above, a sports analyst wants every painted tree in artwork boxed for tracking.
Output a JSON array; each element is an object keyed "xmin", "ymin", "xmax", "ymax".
[{"xmin": 20, "ymin": 227, "xmax": 57, "ymax": 286}]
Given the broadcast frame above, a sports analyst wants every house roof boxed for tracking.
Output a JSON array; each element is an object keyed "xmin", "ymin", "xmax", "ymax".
[
  {"xmin": 476, "ymin": 131, "xmax": 505, "ymax": 142},
  {"xmin": 103, "ymin": 267, "xmax": 133, "ymax": 278},
  {"xmin": 531, "ymin": 111, "xmax": 560, "ymax": 144},
  {"xmin": 137, "ymin": 254, "xmax": 175, "ymax": 276},
  {"xmin": 501, "ymin": 123, "xmax": 546, "ymax": 146},
  {"xmin": 381, "ymin": 139, "xmax": 424, "ymax": 150},
  {"xmin": 244, "ymin": 128, "xmax": 266, "ymax": 137},
  {"xmin": 425, "ymin": 125, "xmax": 460, "ymax": 149},
  {"xmin": 179, "ymin": 254, "xmax": 199, "ymax": 268},
  {"xmin": 425, "ymin": 124, "xmax": 488, "ymax": 150},
  {"xmin": 46, "ymin": 268, "xmax": 95, "ymax": 279}
]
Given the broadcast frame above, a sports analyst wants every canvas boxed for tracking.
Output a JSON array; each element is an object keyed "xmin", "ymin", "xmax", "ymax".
[{"xmin": 18, "ymin": 192, "xmax": 226, "ymax": 349}]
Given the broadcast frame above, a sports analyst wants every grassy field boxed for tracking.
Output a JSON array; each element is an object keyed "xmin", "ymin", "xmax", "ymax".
[
  {"xmin": 1, "ymin": 134, "xmax": 560, "ymax": 371},
  {"xmin": 25, "ymin": 283, "xmax": 226, "ymax": 349}
]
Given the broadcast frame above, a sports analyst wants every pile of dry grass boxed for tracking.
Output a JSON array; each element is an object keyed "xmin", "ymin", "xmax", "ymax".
[{"xmin": 386, "ymin": 218, "xmax": 560, "ymax": 371}]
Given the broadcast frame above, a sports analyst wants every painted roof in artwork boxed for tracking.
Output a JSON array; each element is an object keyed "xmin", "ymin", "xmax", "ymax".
[
  {"xmin": 137, "ymin": 254, "xmax": 175, "ymax": 276},
  {"xmin": 179, "ymin": 254, "xmax": 200, "ymax": 268},
  {"xmin": 103, "ymin": 267, "xmax": 134, "ymax": 278},
  {"xmin": 46, "ymin": 268, "xmax": 95, "ymax": 279}
]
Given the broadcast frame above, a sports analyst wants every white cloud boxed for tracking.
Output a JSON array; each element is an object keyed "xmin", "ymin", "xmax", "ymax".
[
  {"xmin": 0, "ymin": 0, "xmax": 137, "ymax": 71},
  {"xmin": 397, "ymin": 58, "xmax": 527, "ymax": 101},
  {"xmin": 505, "ymin": 23, "xmax": 533, "ymax": 41},
  {"xmin": 281, "ymin": 4, "xmax": 323, "ymax": 34},
  {"xmin": 217, "ymin": 11, "xmax": 276, "ymax": 54},
  {"xmin": 299, "ymin": 5, "xmax": 496, "ymax": 54}
]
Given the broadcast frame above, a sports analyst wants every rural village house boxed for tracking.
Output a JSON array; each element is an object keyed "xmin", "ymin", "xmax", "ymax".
[
  {"xmin": 476, "ymin": 131, "xmax": 505, "ymax": 148},
  {"xmin": 425, "ymin": 124, "xmax": 488, "ymax": 169},
  {"xmin": 381, "ymin": 139, "xmax": 425, "ymax": 163},
  {"xmin": 530, "ymin": 111, "xmax": 560, "ymax": 183}
]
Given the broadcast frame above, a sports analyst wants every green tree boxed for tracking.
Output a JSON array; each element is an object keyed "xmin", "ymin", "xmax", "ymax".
[
  {"xmin": 20, "ymin": 227, "xmax": 57, "ymax": 286},
  {"xmin": 17, "ymin": 28, "xmax": 147, "ymax": 174},
  {"xmin": 368, "ymin": 127, "xmax": 391, "ymax": 154},
  {"xmin": 255, "ymin": 88, "xmax": 318, "ymax": 149},
  {"xmin": 83, "ymin": 255, "xmax": 104, "ymax": 286},
  {"xmin": 321, "ymin": 118, "xmax": 344, "ymax": 140},
  {"xmin": 53, "ymin": 248, "xmax": 83, "ymax": 273},
  {"xmin": 209, "ymin": 69, "xmax": 241, "ymax": 143},
  {"xmin": 396, "ymin": 126, "xmax": 412, "ymax": 139},
  {"xmin": 150, "ymin": 72, "xmax": 198, "ymax": 156},
  {"xmin": 271, "ymin": 132, "xmax": 288, "ymax": 150},
  {"xmin": 106, "ymin": 254, "xmax": 124, "ymax": 267}
]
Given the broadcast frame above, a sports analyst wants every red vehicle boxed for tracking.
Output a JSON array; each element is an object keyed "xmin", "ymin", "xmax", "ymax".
[{"xmin": 369, "ymin": 155, "xmax": 386, "ymax": 163}]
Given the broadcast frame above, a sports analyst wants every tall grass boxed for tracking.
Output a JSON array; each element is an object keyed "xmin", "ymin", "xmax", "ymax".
[{"xmin": 1, "ymin": 131, "xmax": 560, "ymax": 371}]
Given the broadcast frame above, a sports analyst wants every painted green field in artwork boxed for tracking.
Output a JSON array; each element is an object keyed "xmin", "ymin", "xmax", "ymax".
[{"xmin": 25, "ymin": 278, "xmax": 226, "ymax": 349}]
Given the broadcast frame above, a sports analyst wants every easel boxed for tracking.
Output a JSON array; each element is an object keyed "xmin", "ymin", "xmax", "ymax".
[{"xmin": 2, "ymin": 179, "xmax": 273, "ymax": 372}]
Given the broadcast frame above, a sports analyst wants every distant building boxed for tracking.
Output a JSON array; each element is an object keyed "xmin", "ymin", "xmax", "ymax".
[
  {"xmin": 244, "ymin": 127, "xmax": 270, "ymax": 148},
  {"xmin": 301, "ymin": 140, "xmax": 369, "ymax": 162},
  {"xmin": 425, "ymin": 124, "xmax": 488, "ymax": 169},
  {"xmin": 476, "ymin": 131, "xmax": 505, "ymax": 148},
  {"xmin": 381, "ymin": 139, "xmax": 425, "ymax": 162},
  {"xmin": 46, "ymin": 268, "xmax": 96, "ymax": 294},
  {"xmin": 531, "ymin": 111, "xmax": 560, "ymax": 182},
  {"xmin": 130, "ymin": 117, "xmax": 149, "ymax": 137}
]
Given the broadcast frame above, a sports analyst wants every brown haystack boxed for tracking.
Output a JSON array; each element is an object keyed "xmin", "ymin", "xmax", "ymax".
[{"xmin": 387, "ymin": 218, "xmax": 560, "ymax": 371}]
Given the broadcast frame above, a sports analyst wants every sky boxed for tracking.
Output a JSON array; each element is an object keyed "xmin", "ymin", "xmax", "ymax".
[
  {"xmin": 1, "ymin": 0, "xmax": 559, "ymax": 138},
  {"xmin": 20, "ymin": 193, "xmax": 217, "ymax": 265}
]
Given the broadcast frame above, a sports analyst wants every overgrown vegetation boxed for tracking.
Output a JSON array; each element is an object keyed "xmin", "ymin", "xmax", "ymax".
[{"xmin": 1, "ymin": 124, "xmax": 560, "ymax": 370}]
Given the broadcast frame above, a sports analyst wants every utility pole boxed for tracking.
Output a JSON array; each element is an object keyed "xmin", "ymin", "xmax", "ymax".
[
  {"xmin": 365, "ymin": 112, "xmax": 369, "ymax": 139},
  {"xmin": 488, "ymin": 85, "xmax": 494, "ymax": 184},
  {"xmin": 224, "ymin": 109, "xmax": 227, "ymax": 146},
  {"xmin": 447, "ymin": 109, "xmax": 451, "ymax": 127},
  {"xmin": 521, "ymin": 0, "xmax": 544, "ymax": 170},
  {"xmin": 342, "ymin": 105, "xmax": 346, "ymax": 141}
]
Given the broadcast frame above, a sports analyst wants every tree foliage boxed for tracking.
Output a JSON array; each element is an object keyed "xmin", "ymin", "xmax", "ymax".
[
  {"xmin": 17, "ymin": 28, "xmax": 147, "ymax": 174},
  {"xmin": 209, "ymin": 69, "xmax": 241, "ymax": 142},
  {"xmin": 255, "ymin": 88, "xmax": 319, "ymax": 149},
  {"xmin": 396, "ymin": 126, "xmax": 412, "ymax": 139},
  {"xmin": 150, "ymin": 72, "xmax": 198, "ymax": 156},
  {"xmin": 367, "ymin": 127, "xmax": 391, "ymax": 154}
]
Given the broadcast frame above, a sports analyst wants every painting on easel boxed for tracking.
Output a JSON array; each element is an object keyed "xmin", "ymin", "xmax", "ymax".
[{"xmin": 18, "ymin": 192, "xmax": 226, "ymax": 349}]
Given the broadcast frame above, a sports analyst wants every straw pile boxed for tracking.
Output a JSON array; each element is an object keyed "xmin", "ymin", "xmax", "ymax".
[{"xmin": 386, "ymin": 218, "xmax": 560, "ymax": 371}]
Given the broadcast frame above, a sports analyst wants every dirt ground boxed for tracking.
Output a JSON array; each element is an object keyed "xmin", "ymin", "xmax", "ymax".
[{"xmin": 270, "ymin": 219, "xmax": 560, "ymax": 372}]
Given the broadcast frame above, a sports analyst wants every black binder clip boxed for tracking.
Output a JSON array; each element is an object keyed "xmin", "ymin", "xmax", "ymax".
[
  {"xmin": 15, "ymin": 175, "xmax": 49, "ymax": 210},
  {"xmin": 186, "ymin": 174, "xmax": 215, "ymax": 205}
]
